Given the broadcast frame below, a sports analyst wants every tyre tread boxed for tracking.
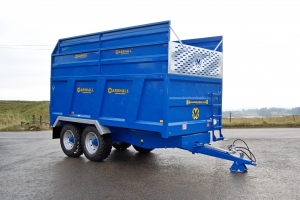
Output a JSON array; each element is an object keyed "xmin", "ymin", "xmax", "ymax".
[
  {"xmin": 82, "ymin": 126, "xmax": 112, "ymax": 161},
  {"xmin": 60, "ymin": 123, "xmax": 83, "ymax": 157}
]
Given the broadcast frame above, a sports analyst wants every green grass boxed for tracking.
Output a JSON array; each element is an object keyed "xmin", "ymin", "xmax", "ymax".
[
  {"xmin": 0, "ymin": 101, "xmax": 50, "ymax": 131},
  {"xmin": 222, "ymin": 115, "xmax": 300, "ymax": 128}
]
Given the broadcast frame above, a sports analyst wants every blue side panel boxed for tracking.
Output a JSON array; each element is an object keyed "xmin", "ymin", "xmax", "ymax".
[
  {"xmin": 167, "ymin": 75, "xmax": 222, "ymax": 137},
  {"xmin": 50, "ymin": 74, "xmax": 222, "ymax": 137},
  {"xmin": 100, "ymin": 80, "xmax": 132, "ymax": 119},
  {"xmin": 101, "ymin": 61, "xmax": 168, "ymax": 75},
  {"xmin": 59, "ymin": 35, "xmax": 99, "ymax": 54},
  {"xmin": 50, "ymin": 80, "xmax": 75, "ymax": 124},
  {"xmin": 71, "ymin": 80, "xmax": 97, "ymax": 117},
  {"xmin": 52, "ymin": 51, "xmax": 100, "ymax": 77},
  {"xmin": 101, "ymin": 43, "xmax": 168, "ymax": 75},
  {"xmin": 100, "ymin": 23, "xmax": 170, "ymax": 49},
  {"xmin": 137, "ymin": 79, "xmax": 164, "ymax": 123},
  {"xmin": 51, "ymin": 21, "xmax": 170, "ymax": 78},
  {"xmin": 51, "ymin": 81, "xmax": 67, "ymax": 118}
]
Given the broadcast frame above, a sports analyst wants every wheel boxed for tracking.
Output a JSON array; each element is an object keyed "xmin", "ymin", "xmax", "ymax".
[
  {"xmin": 112, "ymin": 142, "xmax": 131, "ymax": 150},
  {"xmin": 133, "ymin": 145, "xmax": 154, "ymax": 153},
  {"xmin": 82, "ymin": 126, "xmax": 112, "ymax": 161},
  {"xmin": 60, "ymin": 124, "xmax": 83, "ymax": 157}
]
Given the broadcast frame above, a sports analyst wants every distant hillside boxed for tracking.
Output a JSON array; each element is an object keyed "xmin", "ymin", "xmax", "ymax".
[{"xmin": 223, "ymin": 107, "xmax": 300, "ymax": 118}]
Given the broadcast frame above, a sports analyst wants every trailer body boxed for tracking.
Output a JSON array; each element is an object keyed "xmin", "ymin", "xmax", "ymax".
[{"xmin": 51, "ymin": 21, "xmax": 256, "ymax": 172}]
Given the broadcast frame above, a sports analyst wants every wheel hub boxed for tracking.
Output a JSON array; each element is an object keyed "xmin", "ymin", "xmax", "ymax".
[
  {"xmin": 69, "ymin": 136, "xmax": 74, "ymax": 143},
  {"xmin": 85, "ymin": 132, "xmax": 99, "ymax": 154},
  {"xmin": 63, "ymin": 130, "xmax": 74, "ymax": 150},
  {"xmin": 92, "ymin": 138, "xmax": 98, "ymax": 146}
]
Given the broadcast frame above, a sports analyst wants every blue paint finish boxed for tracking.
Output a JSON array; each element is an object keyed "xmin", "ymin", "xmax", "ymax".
[
  {"xmin": 51, "ymin": 21, "xmax": 256, "ymax": 171},
  {"xmin": 125, "ymin": 78, "xmax": 145, "ymax": 124},
  {"xmin": 101, "ymin": 44, "xmax": 168, "ymax": 60},
  {"xmin": 90, "ymin": 77, "xmax": 106, "ymax": 119},
  {"xmin": 181, "ymin": 133, "xmax": 210, "ymax": 150},
  {"xmin": 100, "ymin": 80, "xmax": 132, "ymax": 119},
  {"xmin": 137, "ymin": 79, "xmax": 164, "ymax": 123},
  {"xmin": 230, "ymin": 162, "xmax": 248, "ymax": 172},
  {"xmin": 92, "ymin": 138, "xmax": 98, "ymax": 147},
  {"xmin": 193, "ymin": 144, "xmax": 257, "ymax": 172},
  {"xmin": 69, "ymin": 136, "xmax": 74, "ymax": 143},
  {"xmin": 101, "ymin": 60, "xmax": 168, "ymax": 75},
  {"xmin": 50, "ymin": 80, "xmax": 68, "ymax": 124},
  {"xmin": 71, "ymin": 80, "xmax": 97, "ymax": 117}
]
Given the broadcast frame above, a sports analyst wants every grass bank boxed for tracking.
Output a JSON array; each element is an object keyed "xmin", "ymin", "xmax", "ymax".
[{"xmin": 0, "ymin": 101, "xmax": 50, "ymax": 131}]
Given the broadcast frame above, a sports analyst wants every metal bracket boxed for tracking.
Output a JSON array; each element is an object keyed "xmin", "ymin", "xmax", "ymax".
[
  {"xmin": 230, "ymin": 162, "xmax": 248, "ymax": 172},
  {"xmin": 170, "ymin": 26, "xmax": 187, "ymax": 51}
]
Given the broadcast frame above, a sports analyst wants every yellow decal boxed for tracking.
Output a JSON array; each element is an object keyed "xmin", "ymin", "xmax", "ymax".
[
  {"xmin": 75, "ymin": 53, "xmax": 87, "ymax": 59},
  {"xmin": 108, "ymin": 87, "xmax": 129, "ymax": 95},
  {"xmin": 186, "ymin": 100, "xmax": 208, "ymax": 105},
  {"xmin": 115, "ymin": 49, "xmax": 132, "ymax": 55},
  {"xmin": 77, "ymin": 87, "xmax": 94, "ymax": 94},
  {"xmin": 192, "ymin": 107, "xmax": 200, "ymax": 120}
]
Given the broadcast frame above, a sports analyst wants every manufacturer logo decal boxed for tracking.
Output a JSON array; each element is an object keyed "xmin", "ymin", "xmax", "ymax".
[
  {"xmin": 108, "ymin": 88, "xmax": 129, "ymax": 94},
  {"xmin": 115, "ymin": 49, "xmax": 132, "ymax": 55},
  {"xmin": 77, "ymin": 87, "xmax": 94, "ymax": 94},
  {"xmin": 195, "ymin": 57, "xmax": 202, "ymax": 67},
  {"xmin": 75, "ymin": 54, "xmax": 87, "ymax": 59},
  {"xmin": 192, "ymin": 107, "xmax": 200, "ymax": 120},
  {"xmin": 194, "ymin": 53, "xmax": 209, "ymax": 68}
]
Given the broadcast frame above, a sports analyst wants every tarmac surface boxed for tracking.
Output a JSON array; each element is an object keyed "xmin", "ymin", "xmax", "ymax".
[{"xmin": 0, "ymin": 128, "xmax": 299, "ymax": 199}]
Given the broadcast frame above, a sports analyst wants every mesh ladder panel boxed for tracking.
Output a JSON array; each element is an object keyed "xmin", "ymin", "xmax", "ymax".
[{"xmin": 168, "ymin": 42, "xmax": 223, "ymax": 78}]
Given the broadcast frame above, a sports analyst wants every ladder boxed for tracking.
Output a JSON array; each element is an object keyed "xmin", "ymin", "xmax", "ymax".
[{"xmin": 210, "ymin": 93, "xmax": 224, "ymax": 141}]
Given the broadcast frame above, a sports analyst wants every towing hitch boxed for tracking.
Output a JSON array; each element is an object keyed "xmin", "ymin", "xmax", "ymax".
[{"xmin": 193, "ymin": 142, "xmax": 257, "ymax": 172}]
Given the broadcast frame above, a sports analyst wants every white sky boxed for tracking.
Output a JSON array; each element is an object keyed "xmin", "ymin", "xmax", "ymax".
[{"xmin": 0, "ymin": 0, "xmax": 299, "ymax": 110}]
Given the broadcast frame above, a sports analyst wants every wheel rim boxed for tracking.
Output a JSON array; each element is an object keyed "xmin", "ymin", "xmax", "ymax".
[
  {"xmin": 85, "ymin": 132, "xmax": 99, "ymax": 154},
  {"xmin": 63, "ymin": 130, "xmax": 75, "ymax": 150}
]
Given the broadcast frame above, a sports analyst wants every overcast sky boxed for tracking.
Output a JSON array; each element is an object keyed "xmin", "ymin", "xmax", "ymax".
[{"xmin": 0, "ymin": 0, "xmax": 299, "ymax": 110}]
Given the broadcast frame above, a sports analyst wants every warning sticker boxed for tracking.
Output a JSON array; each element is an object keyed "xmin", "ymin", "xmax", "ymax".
[{"xmin": 186, "ymin": 100, "xmax": 208, "ymax": 105}]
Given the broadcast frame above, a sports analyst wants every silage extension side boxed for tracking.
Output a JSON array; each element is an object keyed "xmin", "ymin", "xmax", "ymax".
[{"xmin": 50, "ymin": 21, "xmax": 256, "ymax": 172}]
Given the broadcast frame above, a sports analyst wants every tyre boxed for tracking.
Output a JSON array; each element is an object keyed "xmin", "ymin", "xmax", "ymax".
[
  {"xmin": 60, "ymin": 124, "xmax": 83, "ymax": 157},
  {"xmin": 133, "ymin": 145, "xmax": 154, "ymax": 153},
  {"xmin": 82, "ymin": 126, "xmax": 112, "ymax": 161},
  {"xmin": 112, "ymin": 142, "xmax": 131, "ymax": 150}
]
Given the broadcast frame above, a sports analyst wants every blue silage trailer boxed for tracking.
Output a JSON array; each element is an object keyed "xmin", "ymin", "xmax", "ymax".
[{"xmin": 50, "ymin": 21, "xmax": 256, "ymax": 172}]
